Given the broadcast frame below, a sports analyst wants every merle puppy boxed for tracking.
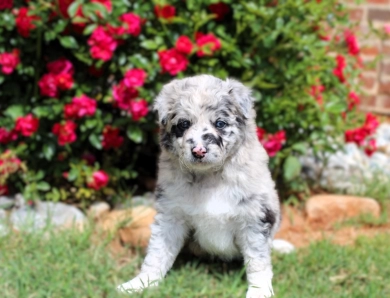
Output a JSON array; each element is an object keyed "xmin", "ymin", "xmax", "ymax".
[{"xmin": 117, "ymin": 75, "xmax": 281, "ymax": 298}]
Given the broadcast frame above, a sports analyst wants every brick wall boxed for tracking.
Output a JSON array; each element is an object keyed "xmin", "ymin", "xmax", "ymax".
[{"xmin": 347, "ymin": 0, "xmax": 390, "ymax": 114}]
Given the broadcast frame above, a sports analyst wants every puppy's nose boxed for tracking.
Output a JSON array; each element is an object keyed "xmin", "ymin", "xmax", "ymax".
[{"xmin": 192, "ymin": 145, "xmax": 207, "ymax": 159}]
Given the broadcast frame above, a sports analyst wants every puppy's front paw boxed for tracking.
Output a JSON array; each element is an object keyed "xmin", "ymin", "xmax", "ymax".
[
  {"xmin": 116, "ymin": 274, "xmax": 160, "ymax": 294},
  {"xmin": 246, "ymin": 285, "xmax": 274, "ymax": 298}
]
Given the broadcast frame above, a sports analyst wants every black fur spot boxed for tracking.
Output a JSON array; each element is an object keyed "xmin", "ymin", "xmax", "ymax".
[
  {"xmin": 219, "ymin": 110, "xmax": 230, "ymax": 118},
  {"xmin": 160, "ymin": 130, "xmax": 174, "ymax": 152},
  {"xmin": 161, "ymin": 117, "xmax": 167, "ymax": 126},
  {"xmin": 260, "ymin": 206, "xmax": 276, "ymax": 227},
  {"xmin": 236, "ymin": 117, "xmax": 245, "ymax": 126},
  {"xmin": 171, "ymin": 124, "xmax": 186, "ymax": 138},
  {"xmin": 202, "ymin": 133, "xmax": 223, "ymax": 148},
  {"xmin": 155, "ymin": 185, "xmax": 164, "ymax": 201}
]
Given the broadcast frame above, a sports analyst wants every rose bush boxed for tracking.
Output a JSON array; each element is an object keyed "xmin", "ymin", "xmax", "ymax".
[{"xmin": 0, "ymin": 0, "xmax": 385, "ymax": 203}]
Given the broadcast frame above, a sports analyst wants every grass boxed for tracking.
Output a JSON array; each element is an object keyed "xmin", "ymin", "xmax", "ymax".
[{"xmin": 0, "ymin": 227, "xmax": 390, "ymax": 298}]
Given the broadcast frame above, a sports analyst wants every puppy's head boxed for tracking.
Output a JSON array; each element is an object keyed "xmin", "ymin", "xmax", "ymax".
[{"xmin": 155, "ymin": 75, "xmax": 254, "ymax": 172}]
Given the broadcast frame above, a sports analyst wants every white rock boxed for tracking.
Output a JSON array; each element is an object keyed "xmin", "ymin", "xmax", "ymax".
[
  {"xmin": 10, "ymin": 201, "xmax": 86, "ymax": 232},
  {"xmin": 0, "ymin": 209, "xmax": 9, "ymax": 236},
  {"xmin": 0, "ymin": 196, "xmax": 14, "ymax": 209},
  {"xmin": 272, "ymin": 239, "xmax": 295, "ymax": 254}
]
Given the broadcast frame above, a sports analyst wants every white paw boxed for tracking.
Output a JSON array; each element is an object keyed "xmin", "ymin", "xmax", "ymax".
[
  {"xmin": 272, "ymin": 239, "xmax": 295, "ymax": 254},
  {"xmin": 116, "ymin": 274, "xmax": 160, "ymax": 294},
  {"xmin": 246, "ymin": 285, "xmax": 274, "ymax": 298}
]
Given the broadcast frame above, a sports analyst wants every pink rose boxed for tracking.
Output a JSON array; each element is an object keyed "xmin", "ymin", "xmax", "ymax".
[
  {"xmin": 333, "ymin": 55, "xmax": 346, "ymax": 83},
  {"xmin": 0, "ymin": 128, "xmax": 17, "ymax": 144},
  {"xmin": 64, "ymin": 95, "xmax": 97, "ymax": 119},
  {"xmin": 0, "ymin": 0, "xmax": 13, "ymax": 10},
  {"xmin": 38, "ymin": 73, "xmax": 59, "ymax": 97},
  {"xmin": 14, "ymin": 114, "xmax": 39, "ymax": 137},
  {"xmin": 52, "ymin": 121, "xmax": 77, "ymax": 146},
  {"xmin": 175, "ymin": 36, "xmax": 193, "ymax": 55},
  {"xmin": 158, "ymin": 48, "xmax": 189, "ymax": 75},
  {"xmin": 129, "ymin": 99, "xmax": 148, "ymax": 121},
  {"xmin": 87, "ymin": 170, "xmax": 109, "ymax": 190},
  {"xmin": 0, "ymin": 49, "xmax": 20, "ymax": 74},
  {"xmin": 119, "ymin": 13, "xmax": 142, "ymax": 36},
  {"xmin": 112, "ymin": 81, "xmax": 139, "ymax": 110},
  {"xmin": 88, "ymin": 26, "xmax": 118, "ymax": 61},
  {"xmin": 195, "ymin": 32, "xmax": 221, "ymax": 57},
  {"xmin": 344, "ymin": 30, "xmax": 359, "ymax": 56},
  {"xmin": 123, "ymin": 68, "xmax": 147, "ymax": 88},
  {"xmin": 47, "ymin": 58, "xmax": 74, "ymax": 75}
]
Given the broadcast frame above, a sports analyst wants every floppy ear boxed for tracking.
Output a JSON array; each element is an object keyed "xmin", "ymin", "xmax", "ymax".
[
  {"xmin": 226, "ymin": 78, "xmax": 254, "ymax": 119},
  {"xmin": 153, "ymin": 79, "xmax": 179, "ymax": 127}
]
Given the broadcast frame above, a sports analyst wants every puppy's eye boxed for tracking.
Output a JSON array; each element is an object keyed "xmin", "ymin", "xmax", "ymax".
[
  {"xmin": 215, "ymin": 120, "xmax": 227, "ymax": 129},
  {"xmin": 178, "ymin": 120, "xmax": 191, "ymax": 130}
]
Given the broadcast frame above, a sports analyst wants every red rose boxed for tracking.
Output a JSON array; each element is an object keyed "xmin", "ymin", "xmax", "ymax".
[
  {"xmin": 0, "ymin": 128, "xmax": 17, "ymax": 144},
  {"xmin": 55, "ymin": 73, "xmax": 74, "ymax": 90},
  {"xmin": 257, "ymin": 128, "xmax": 286, "ymax": 157},
  {"xmin": 158, "ymin": 48, "xmax": 188, "ymax": 75},
  {"xmin": 0, "ymin": 184, "xmax": 8, "ymax": 195},
  {"xmin": 345, "ymin": 127, "xmax": 367, "ymax": 146},
  {"xmin": 333, "ymin": 55, "xmax": 346, "ymax": 83},
  {"xmin": 364, "ymin": 139, "xmax": 376, "ymax": 156},
  {"xmin": 0, "ymin": 0, "xmax": 13, "ymax": 10},
  {"xmin": 64, "ymin": 95, "xmax": 97, "ymax": 119},
  {"xmin": 58, "ymin": 0, "xmax": 74, "ymax": 18},
  {"xmin": 102, "ymin": 126, "xmax": 124, "ymax": 150},
  {"xmin": 195, "ymin": 32, "xmax": 221, "ymax": 57},
  {"xmin": 129, "ymin": 99, "xmax": 148, "ymax": 121},
  {"xmin": 0, "ymin": 49, "xmax": 20, "ymax": 75},
  {"xmin": 112, "ymin": 81, "xmax": 139, "ymax": 110},
  {"xmin": 14, "ymin": 114, "xmax": 39, "ymax": 137},
  {"xmin": 119, "ymin": 12, "xmax": 142, "ymax": 36},
  {"xmin": 256, "ymin": 127, "xmax": 266, "ymax": 141},
  {"xmin": 47, "ymin": 57, "xmax": 74, "ymax": 75},
  {"xmin": 347, "ymin": 91, "xmax": 360, "ymax": 110},
  {"xmin": 123, "ymin": 68, "xmax": 147, "ymax": 88},
  {"xmin": 15, "ymin": 7, "xmax": 39, "ymax": 38},
  {"xmin": 38, "ymin": 73, "xmax": 59, "ymax": 97},
  {"xmin": 154, "ymin": 4, "xmax": 175, "ymax": 19},
  {"xmin": 175, "ymin": 36, "xmax": 193, "ymax": 55},
  {"xmin": 363, "ymin": 113, "xmax": 379, "ymax": 135},
  {"xmin": 208, "ymin": 2, "xmax": 230, "ymax": 21},
  {"xmin": 52, "ymin": 120, "xmax": 77, "ymax": 146},
  {"xmin": 344, "ymin": 30, "xmax": 359, "ymax": 56},
  {"xmin": 88, "ymin": 26, "xmax": 118, "ymax": 61},
  {"xmin": 87, "ymin": 170, "xmax": 109, "ymax": 190}
]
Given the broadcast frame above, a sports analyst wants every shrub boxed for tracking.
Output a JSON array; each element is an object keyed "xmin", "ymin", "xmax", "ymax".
[{"xmin": 0, "ymin": 0, "xmax": 384, "ymax": 203}]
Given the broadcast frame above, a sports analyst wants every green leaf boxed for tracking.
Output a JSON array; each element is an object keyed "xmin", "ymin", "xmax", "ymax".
[
  {"xmin": 140, "ymin": 40, "xmax": 158, "ymax": 50},
  {"xmin": 59, "ymin": 36, "xmax": 79, "ymax": 49},
  {"xmin": 43, "ymin": 143, "xmax": 56, "ymax": 161},
  {"xmin": 36, "ymin": 181, "xmax": 51, "ymax": 191},
  {"xmin": 4, "ymin": 105, "xmax": 24, "ymax": 119},
  {"xmin": 89, "ymin": 134, "xmax": 102, "ymax": 149},
  {"xmin": 325, "ymin": 101, "xmax": 346, "ymax": 114},
  {"xmin": 283, "ymin": 156, "xmax": 302, "ymax": 181},
  {"xmin": 127, "ymin": 126, "xmax": 143, "ymax": 144},
  {"xmin": 68, "ymin": 1, "xmax": 81, "ymax": 18},
  {"xmin": 291, "ymin": 143, "xmax": 307, "ymax": 154},
  {"xmin": 83, "ymin": 24, "xmax": 97, "ymax": 35},
  {"xmin": 67, "ymin": 168, "xmax": 78, "ymax": 182}
]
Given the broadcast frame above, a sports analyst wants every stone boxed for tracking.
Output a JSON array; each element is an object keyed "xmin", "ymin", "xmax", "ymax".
[
  {"xmin": 10, "ymin": 201, "xmax": 87, "ymax": 232},
  {"xmin": 0, "ymin": 209, "xmax": 9, "ymax": 236},
  {"xmin": 0, "ymin": 196, "xmax": 14, "ymax": 209},
  {"xmin": 272, "ymin": 239, "xmax": 295, "ymax": 254},
  {"xmin": 87, "ymin": 201, "xmax": 110, "ymax": 220},
  {"xmin": 98, "ymin": 206, "xmax": 156, "ymax": 248},
  {"xmin": 305, "ymin": 195, "xmax": 381, "ymax": 228}
]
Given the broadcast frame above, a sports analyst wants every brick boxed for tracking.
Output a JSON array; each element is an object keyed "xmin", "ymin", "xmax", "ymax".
[
  {"xmin": 360, "ymin": 95, "xmax": 377, "ymax": 107},
  {"xmin": 349, "ymin": 8, "xmax": 364, "ymax": 22},
  {"xmin": 360, "ymin": 45, "xmax": 381, "ymax": 56},
  {"xmin": 378, "ymin": 95, "xmax": 390, "ymax": 109},
  {"xmin": 379, "ymin": 81, "xmax": 390, "ymax": 94},
  {"xmin": 360, "ymin": 74, "xmax": 377, "ymax": 89},
  {"xmin": 367, "ymin": 0, "xmax": 390, "ymax": 3},
  {"xmin": 368, "ymin": 9, "xmax": 390, "ymax": 22},
  {"xmin": 382, "ymin": 62, "xmax": 390, "ymax": 76}
]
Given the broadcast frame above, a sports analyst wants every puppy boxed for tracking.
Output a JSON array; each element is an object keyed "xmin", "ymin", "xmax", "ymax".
[{"xmin": 117, "ymin": 75, "xmax": 281, "ymax": 298}]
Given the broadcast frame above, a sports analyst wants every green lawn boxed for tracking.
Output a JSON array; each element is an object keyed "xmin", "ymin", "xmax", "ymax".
[{"xmin": 0, "ymin": 227, "xmax": 389, "ymax": 298}]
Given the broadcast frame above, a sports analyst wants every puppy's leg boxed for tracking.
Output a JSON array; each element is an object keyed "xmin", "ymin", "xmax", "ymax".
[
  {"xmin": 117, "ymin": 213, "xmax": 188, "ymax": 293},
  {"xmin": 236, "ymin": 226, "xmax": 274, "ymax": 298}
]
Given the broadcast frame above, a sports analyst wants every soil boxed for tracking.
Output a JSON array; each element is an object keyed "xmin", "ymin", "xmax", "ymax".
[{"xmin": 275, "ymin": 204, "xmax": 390, "ymax": 248}]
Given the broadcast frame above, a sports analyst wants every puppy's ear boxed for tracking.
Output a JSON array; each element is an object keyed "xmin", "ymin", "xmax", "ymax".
[
  {"xmin": 153, "ymin": 79, "xmax": 179, "ymax": 127},
  {"xmin": 226, "ymin": 79, "xmax": 254, "ymax": 118}
]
